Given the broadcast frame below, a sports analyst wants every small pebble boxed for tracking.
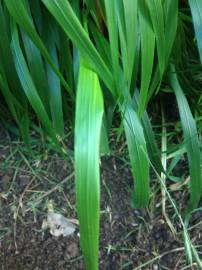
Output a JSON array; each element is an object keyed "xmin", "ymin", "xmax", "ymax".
[{"xmin": 153, "ymin": 264, "xmax": 159, "ymax": 270}]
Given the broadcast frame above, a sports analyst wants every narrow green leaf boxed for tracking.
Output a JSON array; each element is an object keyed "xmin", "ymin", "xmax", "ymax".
[
  {"xmin": 10, "ymin": 21, "xmax": 58, "ymax": 145},
  {"xmin": 122, "ymin": 95, "xmax": 150, "ymax": 208},
  {"xmin": 29, "ymin": 0, "xmax": 43, "ymax": 34},
  {"xmin": 116, "ymin": 1, "xmax": 128, "ymax": 82},
  {"xmin": 164, "ymin": 0, "xmax": 178, "ymax": 61},
  {"xmin": 20, "ymin": 1, "xmax": 49, "ymax": 113},
  {"xmin": 104, "ymin": 0, "xmax": 119, "ymax": 92},
  {"xmin": 188, "ymin": 0, "xmax": 202, "ymax": 63},
  {"xmin": 133, "ymin": 90, "xmax": 163, "ymax": 174},
  {"xmin": 123, "ymin": 0, "xmax": 138, "ymax": 87},
  {"xmin": 89, "ymin": 22, "xmax": 112, "ymax": 69},
  {"xmin": 21, "ymin": 31, "xmax": 50, "ymax": 114},
  {"xmin": 169, "ymin": 64, "xmax": 202, "ymax": 212},
  {"xmin": 41, "ymin": 0, "xmax": 114, "ymax": 93},
  {"xmin": 75, "ymin": 60, "xmax": 104, "ymax": 270},
  {"xmin": 138, "ymin": 0, "xmax": 155, "ymax": 116},
  {"xmin": 146, "ymin": 0, "xmax": 165, "ymax": 76},
  {"xmin": 59, "ymin": 32, "xmax": 74, "ymax": 90},
  {"xmin": 100, "ymin": 115, "xmax": 110, "ymax": 155},
  {"xmin": 0, "ymin": 2, "xmax": 25, "ymax": 101},
  {"xmin": 4, "ymin": 0, "xmax": 73, "ymax": 99},
  {"xmin": 43, "ymin": 18, "xmax": 64, "ymax": 136}
]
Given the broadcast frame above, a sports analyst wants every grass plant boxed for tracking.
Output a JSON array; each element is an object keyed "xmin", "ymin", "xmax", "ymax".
[{"xmin": 0, "ymin": 1, "xmax": 202, "ymax": 269}]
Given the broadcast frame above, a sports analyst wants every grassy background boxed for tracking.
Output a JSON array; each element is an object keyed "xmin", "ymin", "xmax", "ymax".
[{"xmin": 0, "ymin": 0, "xmax": 202, "ymax": 269}]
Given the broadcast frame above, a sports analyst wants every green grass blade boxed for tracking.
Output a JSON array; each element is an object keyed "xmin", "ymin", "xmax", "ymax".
[
  {"xmin": 100, "ymin": 115, "xmax": 110, "ymax": 155},
  {"xmin": 115, "ymin": 0, "xmax": 138, "ymax": 90},
  {"xmin": 10, "ymin": 21, "xmax": 58, "ymax": 145},
  {"xmin": 4, "ymin": 0, "xmax": 73, "ymax": 99},
  {"xmin": 116, "ymin": 0, "xmax": 128, "ymax": 86},
  {"xmin": 122, "ymin": 95, "xmax": 150, "ymax": 208},
  {"xmin": 43, "ymin": 19, "xmax": 64, "ymax": 136},
  {"xmin": 133, "ymin": 90, "xmax": 163, "ymax": 174},
  {"xmin": 59, "ymin": 32, "xmax": 74, "ymax": 90},
  {"xmin": 21, "ymin": 31, "xmax": 50, "ymax": 114},
  {"xmin": 0, "ymin": 2, "xmax": 26, "ymax": 101},
  {"xmin": 41, "ymin": 0, "xmax": 114, "ymax": 93},
  {"xmin": 20, "ymin": 1, "xmax": 50, "ymax": 114},
  {"xmin": 169, "ymin": 64, "xmax": 202, "ymax": 213},
  {"xmin": 29, "ymin": 0, "xmax": 43, "ymax": 34},
  {"xmin": 146, "ymin": 0, "xmax": 165, "ymax": 76},
  {"xmin": 138, "ymin": 0, "xmax": 155, "ymax": 116},
  {"xmin": 75, "ymin": 60, "xmax": 104, "ymax": 270},
  {"xmin": 188, "ymin": 0, "xmax": 202, "ymax": 63},
  {"xmin": 104, "ymin": 0, "xmax": 119, "ymax": 92},
  {"xmin": 123, "ymin": 0, "xmax": 138, "ymax": 88},
  {"xmin": 89, "ymin": 22, "xmax": 112, "ymax": 69},
  {"xmin": 164, "ymin": 0, "xmax": 178, "ymax": 61}
]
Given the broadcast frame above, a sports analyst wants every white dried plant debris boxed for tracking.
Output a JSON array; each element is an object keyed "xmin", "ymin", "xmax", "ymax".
[
  {"xmin": 42, "ymin": 200, "xmax": 77, "ymax": 237},
  {"xmin": 42, "ymin": 212, "xmax": 76, "ymax": 237}
]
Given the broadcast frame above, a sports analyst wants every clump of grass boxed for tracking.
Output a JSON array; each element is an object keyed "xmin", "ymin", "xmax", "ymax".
[{"xmin": 0, "ymin": 1, "xmax": 202, "ymax": 269}]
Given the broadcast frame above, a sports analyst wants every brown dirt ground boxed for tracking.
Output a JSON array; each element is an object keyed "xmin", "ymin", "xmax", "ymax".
[{"xmin": 0, "ymin": 128, "xmax": 201, "ymax": 270}]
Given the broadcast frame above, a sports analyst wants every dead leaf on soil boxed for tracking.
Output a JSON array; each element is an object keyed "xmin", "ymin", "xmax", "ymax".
[{"xmin": 42, "ymin": 212, "xmax": 77, "ymax": 237}]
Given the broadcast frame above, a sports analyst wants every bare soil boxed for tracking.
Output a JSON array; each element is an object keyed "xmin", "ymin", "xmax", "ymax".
[{"xmin": 0, "ymin": 129, "xmax": 201, "ymax": 269}]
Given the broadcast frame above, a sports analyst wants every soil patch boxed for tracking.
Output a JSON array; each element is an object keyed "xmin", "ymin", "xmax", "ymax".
[{"xmin": 0, "ymin": 135, "xmax": 201, "ymax": 269}]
